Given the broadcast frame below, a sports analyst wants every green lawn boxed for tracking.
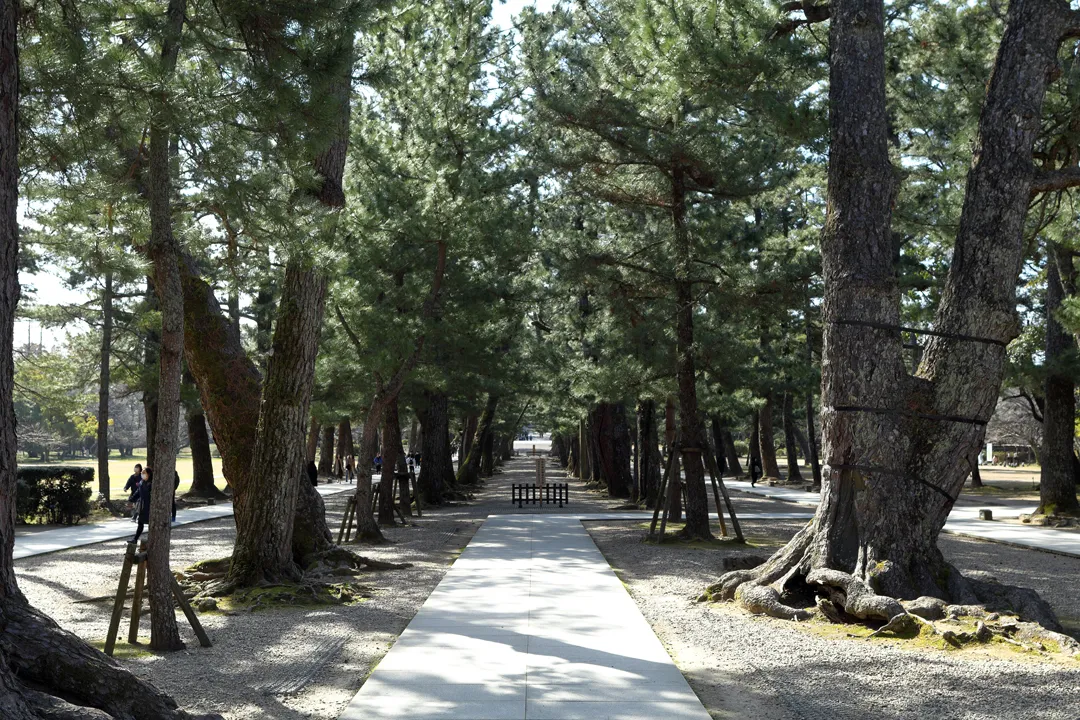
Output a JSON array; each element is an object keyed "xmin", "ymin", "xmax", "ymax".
[{"xmin": 18, "ymin": 448, "xmax": 226, "ymax": 498}]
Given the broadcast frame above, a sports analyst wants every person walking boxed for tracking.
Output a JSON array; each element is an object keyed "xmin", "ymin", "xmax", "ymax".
[
  {"xmin": 750, "ymin": 454, "xmax": 763, "ymax": 488},
  {"xmin": 124, "ymin": 463, "xmax": 143, "ymax": 522},
  {"xmin": 172, "ymin": 470, "xmax": 180, "ymax": 522},
  {"xmin": 131, "ymin": 468, "xmax": 153, "ymax": 543},
  {"xmin": 345, "ymin": 454, "xmax": 355, "ymax": 484},
  {"xmin": 307, "ymin": 460, "xmax": 318, "ymax": 487}
]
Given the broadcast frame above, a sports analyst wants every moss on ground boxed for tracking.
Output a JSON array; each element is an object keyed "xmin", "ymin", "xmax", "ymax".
[
  {"xmin": 720, "ymin": 606, "xmax": 1079, "ymax": 663},
  {"xmin": 637, "ymin": 522, "xmax": 782, "ymax": 550},
  {"xmin": 89, "ymin": 639, "xmax": 154, "ymax": 659},
  {"xmin": 213, "ymin": 582, "xmax": 372, "ymax": 612}
]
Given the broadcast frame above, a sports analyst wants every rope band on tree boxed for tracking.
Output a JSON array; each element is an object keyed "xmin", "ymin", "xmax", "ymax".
[
  {"xmin": 830, "ymin": 318, "xmax": 1008, "ymax": 348},
  {"xmin": 831, "ymin": 405, "xmax": 988, "ymax": 426},
  {"xmin": 831, "ymin": 462, "xmax": 959, "ymax": 505}
]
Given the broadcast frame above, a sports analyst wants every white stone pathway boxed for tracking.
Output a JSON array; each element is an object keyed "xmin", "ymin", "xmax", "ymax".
[
  {"xmin": 340, "ymin": 513, "xmax": 717, "ymax": 720},
  {"xmin": 13, "ymin": 480, "xmax": 352, "ymax": 560}
]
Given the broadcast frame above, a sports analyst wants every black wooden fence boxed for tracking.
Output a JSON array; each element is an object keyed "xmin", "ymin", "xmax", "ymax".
[{"xmin": 511, "ymin": 483, "xmax": 568, "ymax": 508}]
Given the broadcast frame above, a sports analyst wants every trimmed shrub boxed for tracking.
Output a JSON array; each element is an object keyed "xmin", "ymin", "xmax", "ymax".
[{"xmin": 16, "ymin": 466, "xmax": 94, "ymax": 525}]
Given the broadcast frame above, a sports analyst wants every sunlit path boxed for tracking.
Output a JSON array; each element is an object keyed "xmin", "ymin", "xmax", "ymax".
[{"xmin": 339, "ymin": 514, "xmax": 712, "ymax": 720}]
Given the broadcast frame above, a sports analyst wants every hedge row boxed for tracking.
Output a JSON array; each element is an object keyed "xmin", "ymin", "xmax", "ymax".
[{"xmin": 16, "ymin": 466, "xmax": 94, "ymax": 525}]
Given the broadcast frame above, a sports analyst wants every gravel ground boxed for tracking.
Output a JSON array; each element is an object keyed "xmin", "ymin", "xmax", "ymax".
[
  {"xmin": 585, "ymin": 518, "xmax": 1080, "ymax": 720},
  {"xmin": 16, "ymin": 458, "xmax": 1080, "ymax": 720}
]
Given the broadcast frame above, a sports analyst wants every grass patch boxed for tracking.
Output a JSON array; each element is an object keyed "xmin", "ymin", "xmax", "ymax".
[{"xmin": 89, "ymin": 639, "xmax": 154, "ymax": 659}]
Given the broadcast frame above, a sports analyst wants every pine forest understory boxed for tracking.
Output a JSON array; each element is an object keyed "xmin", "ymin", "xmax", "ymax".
[{"xmin": 3, "ymin": 0, "xmax": 1080, "ymax": 717}]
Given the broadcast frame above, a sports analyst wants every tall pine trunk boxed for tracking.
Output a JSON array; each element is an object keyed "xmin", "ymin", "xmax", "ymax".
[
  {"xmin": 418, "ymin": 391, "xmax": 453, "ymax": 504},
  {"xmin": 721, "ymin": 427, "xmax": 742, "ymax": 477},
  {"xmin": 144, "ymin": 0, "xmax": 187, "ymax": 651},
  {"xmin": 335, "ymin": 416, "xmax": 353, "ymax": 478},
  {"xmin": 671, "ymin": 172, "xmax": 710, "ymax": 539},
  {"xmin": 458, "ymin": 396, "xmax": 498, "ymax": 485},
  {"xmin": 638, "ymin": 399, "xmax": 661, "ymax": 507},
  {"xmin": 663, "ymin": 398, "xmax": 682, "ymax": 521},
  {"xmin": 748, "ymin": 412, "xmax": 761, "ymax": 480},
  {"xmin": 782, "ymin": 393, "xmax": 804, "ymax": 484},
  {"xmin": 228, "ymin": 263, "xmax": 327, "ymax": 585},
  {"xmin": 716, "ymin": 0, "xmax": 1076, "ymax": 626},
  {"xmin": 186, "ymin": 411, "xmax": 221, "ymax": 497},
  {"xmin": 1039, "ymin": 248, "xmax": 1079, "ymax": 515},
  {"xmin": 318, "ymin": 424, "xmax": 335, "ymax": 475},
  {"xmin": 142, "ymin": 276, "xmax": 159, "ymax": 469},
  {"xmin": 97, "ymin": 271, "xmax": 113, "ymax": 500},
  {"xmin": 378, "ymin": 398, "xmax": 402, "ymax": 525},
  {"xmin": 758, "ymin": 393, "xmax": 781, "ymax": 480}
]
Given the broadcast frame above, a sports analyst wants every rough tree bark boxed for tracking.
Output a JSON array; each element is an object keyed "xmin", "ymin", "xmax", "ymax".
[
  {"xmin": 663, "ymin": 398, "xmax": 682, "ymax": 521},
  {"xmin": 407, "ymin": 416, "xmax": 419, "ymax": 454},
  {"xmin": 227, "ymin": 264, "xmax": 327, "ymax": 586},
  {"xmin": 721, "ymin": 427, "xmax": 743, "ymax": 477},
  {"xmin": 144, "ymin": 0, "xmax": 187, "ymax": 651},
  {"xmin": 1039, "ymin": 248, "xmax": 1079, "ymax": 515},
  {"xmin": 804, "ymin": 292, "xmax": 823, "ymax": 487},
  {"xmin": 758, "ymin": 393, "xmax": 781, "ymax": 480},
  {"xmin": 418, "ymin": 391, "xmax": 454, "ymax": 504},
  {"xmin": 186, "ymin": 411, "xmax": 222, "ymax": 498},
  {"xmin": 638, "ymin": 399, "xmax": 661, "ymax": 506},
  {"xmin": 671, "ymin": 173, "xmax": 710, "ymax": 539},
  {"xmin": 335, "ymin": 417, "xmax": 353, "ymax": 478},
  {"xmin": 318, "ymin": 424, "xmax": 335, "ymax": 475},
  {"xmin": 458, "ymin": 396, "xmax": 499, "ymax": 485},
  {"xmin": 782, "ymin": 393, "xmax": 804, "ymax": 484},
  {"xmin": 97, "ymin": 271, "xmax": 113, "ymax": 500},
  {"xmin": 306, "ymin": 415, "xmax": 320, "ymax": 463},
  {"xmin": 590, "ymin": 403, "xmax": 633, "ymax": 497},
  {"xmin": 460, "ymin": 414, "xmax": 478, "ymax": 472},
  {"xmin": 378, "ymin": 398, "xmax": 402, "ymax": 525},
  {"xmin": 748, "ymin": 412, "xmax": 762, "ymax": 479},
  {"xmin": 578, "ymin": 418, "xmax": 591, "ymax": 481},
  {"xmin": 480, "ymin": 427, "xmax": 497, "ymax": 478},
  {"xmin": 142, "ymin": 276, "xmax": 159, "ymax": 470},
  {"xmin": 713, "ymin": 0, "xmax": 1076, "ymax": 628},
  {"xmin": 792, "ymin": 422, "xmax": 811, "ymax": 461}
]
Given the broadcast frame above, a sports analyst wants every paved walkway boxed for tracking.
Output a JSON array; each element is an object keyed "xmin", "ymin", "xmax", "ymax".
[
  {"xmin": 340, "ymin": 513, "xmax": 716, "ymax": 720},
  {"xmin": 724, "ymin": 479, "xmax": 1080, "ymax": 558},
  {"xmin": 13, "ymin": 480, "xmax": 353, "ymax": 560}
]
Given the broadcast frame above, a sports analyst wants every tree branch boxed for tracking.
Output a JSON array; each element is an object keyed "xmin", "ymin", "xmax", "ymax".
[{"xmin": 1030, "ymin": 166, "xmax": 1080, "ymax": 196}]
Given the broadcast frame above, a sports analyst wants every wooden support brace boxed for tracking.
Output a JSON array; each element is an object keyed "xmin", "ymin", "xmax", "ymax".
[
  {"xmin": 699, "ymin": 432, "xmax": 744, "ymax": 542},
  {"xmin": 127, "ymin": 542, "xmax": 148, "ymax": 644},
  {"xmin": 170, "ymin": 575, "xmax": 212, "ymax": 648},
  {"xmin": 105, "ymin": 542, "xmax": 137, "ymax": 656},
  {"xmin": 648, "ymin": 448, "xmax": 678, "ymax": 541}
]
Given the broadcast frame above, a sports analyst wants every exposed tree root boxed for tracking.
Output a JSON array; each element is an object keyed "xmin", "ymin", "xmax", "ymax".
[
  {"xmin": 302, "ymin": 546, "xmax": 410, "ymax": 575},
  {"xmin": 704, "ymin": 525, "xmax": 1064, "ymax": 633},
  {"xmin": 806, "ymin": 568, "xmax": 904, "ymax": 622},
  {"xmin": 0, "ymin": 600, "xmax": 221, "ymax": 720},
  {"xmin": 734, "ymin": 583, "xmax": 812, "ymax": 621},
  {"xmin": 178, "ymin": 545, "xmax": 410, "ymax": 603}
]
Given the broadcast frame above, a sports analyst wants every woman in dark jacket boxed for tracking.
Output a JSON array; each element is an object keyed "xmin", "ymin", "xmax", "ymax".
[{"xmin": 132, "ymin": 468, "xmax": 153, "ymax": 543}]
